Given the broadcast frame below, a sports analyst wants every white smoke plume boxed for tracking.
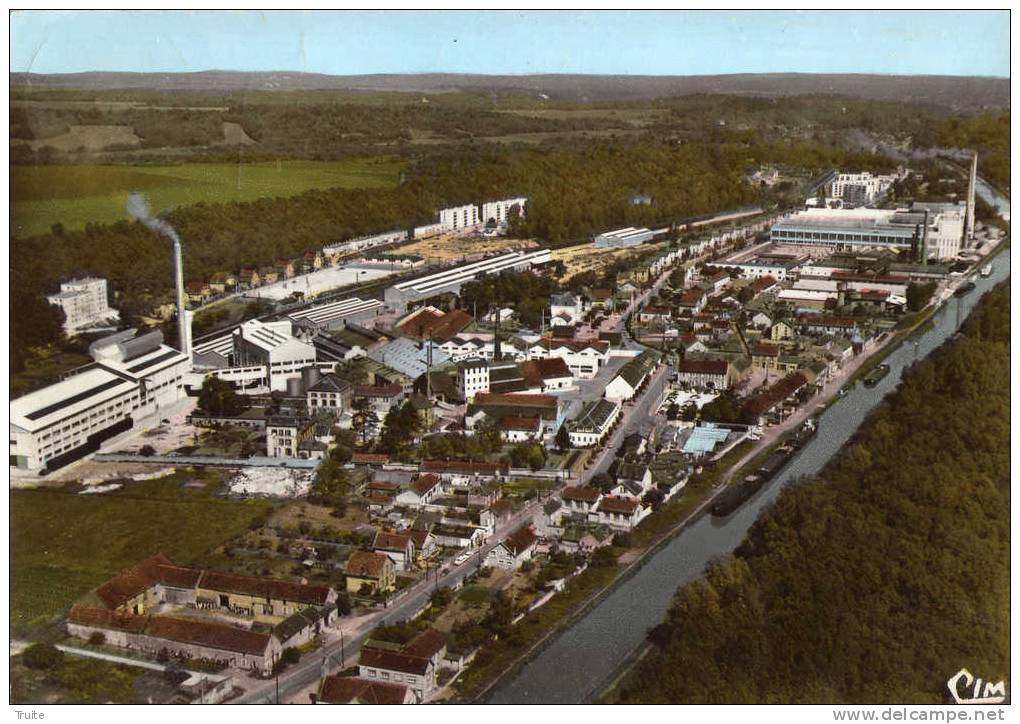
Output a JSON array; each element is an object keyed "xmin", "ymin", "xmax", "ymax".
[{"xmin": 127, "ymin": 192, "xmax": 180, "ymax": 243}]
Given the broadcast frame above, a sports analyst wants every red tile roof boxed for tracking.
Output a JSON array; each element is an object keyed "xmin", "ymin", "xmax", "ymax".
[
  {"xmin": 373, "ymin": 530, "xmax": 413, "ymax": 553},
  {"xmin": 398, "ymin": 308, "xmax": 472, "ymax": 342},
  {"xmin": 359, "ymin": 647, "xmax": 431, "ymax": 676},
  {"xmin": 519, "ymin": 357, "xmax": 572, "ymax": 386},
  {"xmin": 345, "ymin": 550, "xmax": 391, "ymax": 578},
  {"xmin": 403, "ymin": 629, "xmax": 447, "ymax": 660},
  {"xmin": 197, "ymin": 570, "xmax": 333, "ymax": 606},
  {"xmin": 352, "ymin": 452, "xmax": 390, "ymax": 465},
  {"xmin": 598, "ymin": 496, "xmax": 640, "ymax": 514},
  {"xmin": 749, "ymin": 275, "xmax": 779, "ymax": 293},
  {"xmin": 68, "ymin": 605, "xmax": 148, "ymax": 633},
  {"xmin": 319, "ymin": 675, "xmax": 410, "ymax": 705},
  {"xmin": 751, "ymin": 342, "xmax": 780, "ymax": 357},
  {"xmin": 505, "ymin": 526, "xmax": 537, "ymax": 555},
  {"xmin": 95, "ymin": 553, "xmax": 173, "ymax": 609},
  {"xmin": 498, "ymin": 415, "xmax": 541, "ymax": 432},
  {"xmin": 412, "ymin": 473, "xmax": 441, "ymax": 495},
  {"xmin": 561, "ymin": 486, "xmax": 601, "ymax": 503},
  {"xmin": 472, "ymin": 392, "xmax": 558, "ymax": 409},
  {"xmin": 354, "ymin": 384, "xmax": 403, "ymax": 399},
  {"xmin": 145, "ymin": 615, "xmax": 272, "ymax": 656}
]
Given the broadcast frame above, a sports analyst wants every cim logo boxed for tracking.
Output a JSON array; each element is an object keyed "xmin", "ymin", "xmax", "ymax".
[{"xmin": 947, "ymin": 668, "xmax": 1007, "ymax": 705}]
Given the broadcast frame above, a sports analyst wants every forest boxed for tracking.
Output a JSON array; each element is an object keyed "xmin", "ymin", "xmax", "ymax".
[
  {"xmin": 10, "ymin": 135, "xmax": 885, "ymax": 377},
  {"xmin": 617, "ymin": 284, "xmax": 1010, "ymax": 704}
]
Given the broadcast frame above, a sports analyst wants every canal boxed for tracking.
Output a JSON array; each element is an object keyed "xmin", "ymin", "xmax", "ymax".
[{"xmin": 488, "ymin": 248, "xmax": 1010, "ymax": 703}]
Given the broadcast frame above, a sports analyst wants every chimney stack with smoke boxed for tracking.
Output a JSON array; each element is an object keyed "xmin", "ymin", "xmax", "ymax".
[
  {"xmin": 127, "ymin": 193, "xmax": 191, "ymax": 361},
  {"xmin": 966, "ymin": 151, "xmax": 978, "ymax": 241}
]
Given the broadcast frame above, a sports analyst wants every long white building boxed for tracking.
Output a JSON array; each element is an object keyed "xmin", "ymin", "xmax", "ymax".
[
  {"xmin": 10, "ymin": 330, "xmax": 189, "ymax": 473},
  {"xmin": 384, "ymin": 249, "xmax": 551, "ymax": 312},
  {"xmin": 770, "ymin": 203, "xmax": 967, "ymax": 260},
  {"xmin": 47, "ymin": 277, "xmax": 120, "ymax": 336}
]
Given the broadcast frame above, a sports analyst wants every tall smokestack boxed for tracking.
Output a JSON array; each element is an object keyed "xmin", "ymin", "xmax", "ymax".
[
  {"xmin": 128, "ymin": 193, "xmax": 191, "ymax": 360},
  {"xmin": 966, "ymin": 151, "xmax": 978, "ymax": 241}
]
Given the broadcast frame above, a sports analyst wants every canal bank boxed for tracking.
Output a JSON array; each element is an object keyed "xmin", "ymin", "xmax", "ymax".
[{"xmin": 484, "ymin": 250, "xmax": 1010, "ymax": 705}]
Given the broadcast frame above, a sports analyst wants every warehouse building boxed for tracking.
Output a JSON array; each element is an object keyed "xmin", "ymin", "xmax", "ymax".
[
  {"xmin": 594, "ymin": 227, "xmax": 654, "ymax": 248},
  {"xmin": 384, "ymin": 249, "xmax": 551, "ymax": 312},
  {"xmin": 10, "ymin": 329, "xmax": 189, "ymax": 472}
]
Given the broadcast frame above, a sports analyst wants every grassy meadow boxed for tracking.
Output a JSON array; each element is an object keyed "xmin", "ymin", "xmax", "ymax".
[
  {"xmin": 10, "ymin": 471, "xmax": 275, "ymax": 630},
  {"xmin": 11, "ymin": 156, "xmax": 405, "ymax": 238}
]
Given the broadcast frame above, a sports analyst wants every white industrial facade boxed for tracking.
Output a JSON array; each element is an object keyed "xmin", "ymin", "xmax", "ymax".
[
  {"xmin": 230, "ymin": 320, "xmax": 317, "ymax": 392},
  {"xmin": 47, "ymin": 277, "xmax": 120, "ymax": 335},
  {"xmin": 10, "ymin": 330, "xmax": 189, "ymax": 472},
  {"xmin": 770, "ymin": 204, "xmax": 966, "ymax": 261}
]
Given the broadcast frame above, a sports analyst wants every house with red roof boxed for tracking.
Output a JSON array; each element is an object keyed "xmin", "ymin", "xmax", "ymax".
[
  {"xmin": 395, "ymin": 473, "xmax": 443, "ymax": 508},
  {"xmin": 484, "ymin": 525, "xmax": 538, "ymax": 570},
  {"xmin": 316, "ymin": 674, "xmax": 414, "ymax": 705},
  {"xmin": 372, "ymin": 530, "xmax": 416, "ymax": 572}
]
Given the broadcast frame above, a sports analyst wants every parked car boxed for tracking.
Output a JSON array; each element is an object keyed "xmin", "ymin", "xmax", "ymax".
[{"xmin": 454, "ymin": 552, "xmax": 471, "ymax": 566}]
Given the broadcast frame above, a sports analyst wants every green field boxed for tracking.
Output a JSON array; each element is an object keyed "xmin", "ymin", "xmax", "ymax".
[
  {"xmin": 10, "ymin": 472, "xmax": 274, "ymax": 630},
  {"xmin": 11, "ymin": 157, "xmax": 405, "ymax": 238}
]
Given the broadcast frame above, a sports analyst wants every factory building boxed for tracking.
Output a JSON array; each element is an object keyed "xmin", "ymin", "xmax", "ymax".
[
  {"xmin": 384, "ymin": 249, "xmax": 551, "ymax": 312},
  {"xmin": 323, "ymin": 230, "xmax": 408, "ymax": 259},
  {"xmin": 439, "ymin": 204, "xmax": 481, "ymax": 232},
  {"xmin": 10, "ymin": 329, "xmax": 189, "ymax": 472},
  {"xmin": 47, "ymin": 277, "xmax": 120, "ymax": 336},
  {"xmin": 769, "ymin": 203, "xmax": 967, "ymax": 260},
  {"xmin": 229, "ymin": 320, "xmax": 318, "ymax": 392},
  {"xmin": 593, "ymin": 227, "xmax": 654, "ymax": 248}
]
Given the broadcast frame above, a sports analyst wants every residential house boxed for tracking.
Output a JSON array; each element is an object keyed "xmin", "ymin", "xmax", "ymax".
[
  {"xmin": 395, "ymin": 473, "xmax": 443, "ymax": 508},
  {"xmin": 373, "ymin": 531, "xmax": 416, "ymax": 572},
  {"xmin": 358, "ymin": 647, "xmax": 436, "ymax": 703},
  {"xmin": 769, "ymin": 321, "xmax": 794, "ymax": 341},
  {"xmin": 613, "ymin": 462, "xmax": 653, "ymax": 498},
  {"xmin": 676, "ymin": 359, "xmax": 730, "ymax": 390},
  {"xmin": 345, "ymin": 551, "xmax": 396, "ymax": 596},
  {"xmin": 307, "ymin": 373, "xmax": 353, "ymax": 415},
  {"xmin": 316, "ymin": 675, "xmax": 414, "ymax": 705},
  {"xmin": 750, "ymin": 342, "xmax": 781, "ymax": 370},
  {"xmin": 592, "ymin": 496, "xmax": 649, "ymax": 531},
  {"xmin": 677, "ymin": 287, "xmax": 707, "ymax": 315},
  {"xmin": 484, "ymin": 526, "xmax": 538, "ymax": 570},
  {"xmin": 560, "ymin": 486, "xmax": 603, "ymax": 517}
]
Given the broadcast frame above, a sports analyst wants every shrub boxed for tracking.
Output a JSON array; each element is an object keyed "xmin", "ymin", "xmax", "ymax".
[
  {"xmin": 87, "ymin": 632, "xmax": 106, "ymax": 646},
  {"xmin": 139, "ymin": 444, "xmax": 156, "ymax": 457},
  {"xmin": 22, "ymin": 643, "xmax": 62, "ymax": 670}
]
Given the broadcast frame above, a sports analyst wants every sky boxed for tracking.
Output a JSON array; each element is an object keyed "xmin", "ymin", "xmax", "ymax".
[{"xmin": 10, "ymin": 10, "xmax": 1011, "ymax": 78}]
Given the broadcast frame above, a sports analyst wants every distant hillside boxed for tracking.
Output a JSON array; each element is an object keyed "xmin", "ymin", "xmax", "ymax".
[{"xmin": 10, "ymin": 71, "xmax": 1010, "ymax": 110}]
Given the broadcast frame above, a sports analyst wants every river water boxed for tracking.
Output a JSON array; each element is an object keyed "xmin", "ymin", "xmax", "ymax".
[{"xmin": 489, "ymin": 191, "xmax": 1010, "ymax": 705}]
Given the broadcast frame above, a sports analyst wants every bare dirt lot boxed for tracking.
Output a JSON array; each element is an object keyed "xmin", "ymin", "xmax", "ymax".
[
  {"xmin": 396, "ymin": 234, "xmax": 539, "ymax": 262},
  {"xmin": 553, "ymin": 240, "xmax": 668, "ymax": 281}
]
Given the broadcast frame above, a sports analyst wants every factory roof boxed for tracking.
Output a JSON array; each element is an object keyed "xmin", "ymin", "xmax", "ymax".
[
  {"xmin": 682, "ymin": 423, "xmax": 733, "ymax": 454},
  {"xmin": 10, "ymin": 366, "xmax": 138, "ymax": 433},
  {"xmin": 287, "ymin": 297, "xmax": 383, "ymax": 327},
  {"xmin": 368, "ymin": 337, "xmax": 449, "ymax": 379}
]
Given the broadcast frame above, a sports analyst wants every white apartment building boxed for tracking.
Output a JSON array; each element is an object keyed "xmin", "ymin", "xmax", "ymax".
[
  {"xmin": 10, "ymin": 330, "xmax": 189, "ymax": 472},
  {"xmin": 480, "ymin": 197, "xmax": 527, "ymax": 230},
  {"xmin": 439, "ymin": 204, "xmax": 480, "ymax": 232},
  {"xmin": 47, "ymin": 277, "xmax": 120, "ymax": 336},
  {"xmin": 829, "ymin": 171, "xmax": 896, "ymax": 207}
]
